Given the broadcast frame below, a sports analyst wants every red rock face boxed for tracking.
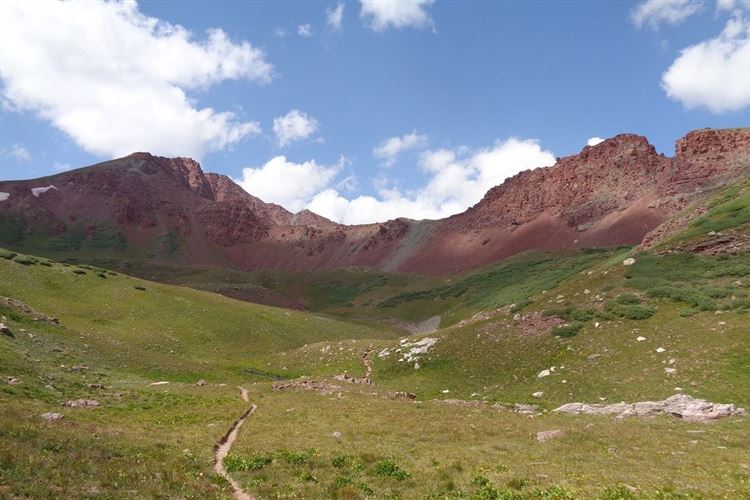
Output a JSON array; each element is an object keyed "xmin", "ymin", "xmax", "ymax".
[{"xmin": 1, "ymin": 128, "xmax": 748, "ymax": 273}]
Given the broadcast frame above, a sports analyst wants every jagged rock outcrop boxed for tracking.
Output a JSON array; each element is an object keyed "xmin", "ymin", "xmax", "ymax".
[{"xmin": 1, "ymin": 128, "xmax": 748, "ymax": 274}]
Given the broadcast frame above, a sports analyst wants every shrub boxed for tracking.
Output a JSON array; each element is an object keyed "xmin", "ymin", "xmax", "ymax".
[
  {"xmin": 599, "ymin": 485, "xmax": 637, "ymax": 500},
  {"xmin": 647, "ymin": 286, "xmax": 716, "ymax": 311},
  {"xmin": 533, "ymin": 485, "xmax": 576, "ymax": 499},
  {"xmin": 552, "ymin": 322, "xmax": 583, "ymax": 338},
  {"xmin": 616, "ymin": 293, "xmax": 641, "ymax": 305},
  {"xmin": 0, "ymin": 250, "xmax": 17, "ymax": 260},
  {"xmin": 510, "ymin": 299, "xmax": 532, "ymax": 313},
  {"xmin": 702, "ymin": 287, "xmax": 731, "ymax": 298},
  {"xmin": 134, "ymin": 286, "xmax": 146, "ymax": 291},
  {"xmin": 96, "ymin": 272, "xmax": 107, "ymax": 279},
  {"xmin": 72, "ymin": 269, "xmax": 86, "ymax": 275},
  {"xmin": 13, "ymin": 256, "xmax": 36, "ymax": 266},
  {"xmin": 606, "ymin": 302, "xmax": 655, "ymax": 320},
  {"xmin": 279, "ymin": 449, "xmax": 310, "ymax": 466},
  {"xmin": 223, "ymin": 454, "xmax": 272, "ymax": 472},
  {"xmin": 374, "ymin": 459, "xmax": 410, "ymax": 480},
  {"xmin": 332, "ymin": 453, "xmax": 349, "ymax": 468},
  {"xmin": 507, "ymin": 477, "xmax": 529, "ymax": 490}
]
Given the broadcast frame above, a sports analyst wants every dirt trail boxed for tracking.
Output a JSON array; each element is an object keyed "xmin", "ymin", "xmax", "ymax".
[
  {"xmin": 213, "ymin": 386, "xmax": 256, "ymax": 500},
  {"xmin": 362, "ymin": 349, "xmax": 373, "ymax": 379}
]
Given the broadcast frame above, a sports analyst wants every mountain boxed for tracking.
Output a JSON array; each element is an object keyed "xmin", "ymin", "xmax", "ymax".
[{"xmin": 1, "ymin": 128, "xmax": 749, "ymax": 273}]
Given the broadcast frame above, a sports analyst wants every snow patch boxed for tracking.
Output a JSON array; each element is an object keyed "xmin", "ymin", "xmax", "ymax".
[
  {"xmin": 0, "ymin": 192, "xmax": 9, "ymax": 202},
  {"xmin": 31, "ymin": 185, "xmax": 57, "ymax": 197}
]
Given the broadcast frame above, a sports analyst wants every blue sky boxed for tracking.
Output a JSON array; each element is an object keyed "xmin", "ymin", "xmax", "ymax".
[{"xmin": 1, "ymin": 0, "xmax": 749, "ymax": 223}]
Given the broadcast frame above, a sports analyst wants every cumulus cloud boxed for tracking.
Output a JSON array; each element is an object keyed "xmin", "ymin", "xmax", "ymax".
[
  {"xmin": 373, "ymin": 131, "xmax": 427, "ymax": 165},
  {"xmin": 272, "ymin": 109, "xmax": 320, "ymax": 147},
  {"xmin": 53, "ymin": 161, "xmax": 73, "ymax": 172},
  {"xmin": 630, "ymin": 0, "xmax": 704, "ymax": 29},
  {"xmin": 7, "ymin": 144, "xmax": 31, "ymax": 162},
  {"xmin": 0, "ymin": 0, "xmax": 271, "ymax": 160},
  {"xmin": 360, "ymin": 0, "xmax": 436, "ymax": 31},
  {"xmin": 327, "ymin": 3, "xmax": 345, "ymax": 31},
  {"xmin": 717, "ymin": 0, "xmax": 750, "ymax": 11},
  {"xmin": 587, "ymin": 137, "xmax": 605, "ymax": 147},
  {"xmin": 297, "ymin": 23, "xmax": 313, "ymax": 37},
  {"xmin": 304, "ymin": 138, "xmax": 555, "ymax": 224},
  {"xmin": 662, "ymin": 15, "xmax": 750, "ymax": 112},
  {"xmin": 234, "ymin": 156, "xmax": 344, "ymax": 212}
]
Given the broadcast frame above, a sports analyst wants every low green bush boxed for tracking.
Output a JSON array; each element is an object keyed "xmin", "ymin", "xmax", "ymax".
[
  {"xmin": 0, "ymin": 249, "xmax": 17, "ymax": 260},
  {"xmin": 605, "ymin": 302, "xmax": 655, "ymax": 320},
  {"xmin": 222, "ymin": 454, "xmax": 272, "ymax": 472},
  {"xmin": 552, "ymin": 322, "xmax": 583, "ymax": 338},
  {"xmin": 647, "ymin": 286, "xmax": 716, "ymax": 311},
  {"xmin": 373, "ymin": 459, "xmax": 410, "ymax": 480},
  {"xmin": 616, "ymin": 293, "xmax": 641, "ymax": 305}
]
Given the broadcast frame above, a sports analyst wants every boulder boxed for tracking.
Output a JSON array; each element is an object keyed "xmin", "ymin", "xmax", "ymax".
[
  {"xmin": 63, "ymin": 399, "xmax": 100, "ymax": 408},
  {"xmin": 536, "ymin": 429, "xmax": 564, "ymax": 442},
  {"xmin": 40, "ymin": 412, "xmax": 64, "ymax": 421}
]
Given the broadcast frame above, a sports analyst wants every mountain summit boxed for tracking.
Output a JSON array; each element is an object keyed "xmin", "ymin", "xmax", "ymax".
[{"xmin": 1, "ymin": 128, "xmax": 749, "ymax": 273}]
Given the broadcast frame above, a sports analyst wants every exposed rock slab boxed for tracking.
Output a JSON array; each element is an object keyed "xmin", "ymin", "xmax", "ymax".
[{"xmin": 554, "ymin": 394, "xmax": 746, "ymax": 422}]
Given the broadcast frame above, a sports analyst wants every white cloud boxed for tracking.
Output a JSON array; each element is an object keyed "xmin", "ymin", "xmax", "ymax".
[
  {"xmin": 327, "ymin": 3, "xmax": 345, "ymax": 31},
  {"xmin": 373, "ymin": 131, "xmax": 427, "ymax": 165},
  {"xmin": 630, "ymin": 0, "xmax": 704, "ymax": 29},
  {"xmin": 717, "ymin": 0, "xmax": 750, "ymax": 11},
  {"xmin": 53, "ymin": 161, "xmax": 72, "ymax": 172},
  {"xmin": 7, "ymin": 144, "xmax": 31, "ymax": 162},
  {"xmin": 662, "ymin": 16, "xmax": 750, "ymax": 112},
  {"xmin": 234, "ymin": 156, "xmax": 343, "ymax": 212},
  {"xmin": 0, "ymin": 0, "xmax": 272, "ymax": 160},
  {"xmin": 273, "ymin": 109, "xmax": 320, "ymax": 147},
  {"xmin": 306, "ymin": 137, "xmax": 555, "ymax": 224},
  {"xmin": 298, "ymin": 23, "xmax": 313, "ymax": 37},
  {"xmin": 587, "ymin": 137, "xmax": 605, "ymax": 147},
  {"xmin": 360, "ymin": 0, "xmax": 436, "ymax": 32}
]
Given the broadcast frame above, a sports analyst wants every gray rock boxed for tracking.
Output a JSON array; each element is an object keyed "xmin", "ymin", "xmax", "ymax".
[
  {"xmin": 6, "ymin": 377, "xmax": 20, "ymax": 385},
  {"xmin": 554, "ymin": 394, "xmax": 745, "ymax": 422},
  {"xmin": 536, "ymin": 429, "xmax": 564, "ymax": 442},
  {"xmin": 0, "ymin": 322, "xmax": 12, "ymax": 337},
  {"xmin": 63, "ymin": 399, "xmax": 100, "ymax": 408},
  {"xmin": 41, "ymin": 412, "xmax": 64, "ymax": 421}
]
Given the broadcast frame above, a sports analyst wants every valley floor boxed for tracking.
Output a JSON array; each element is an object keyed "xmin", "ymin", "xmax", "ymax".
[{"xmin": 1, "ymin": 238, "xmax": 749, "ymax": 498}]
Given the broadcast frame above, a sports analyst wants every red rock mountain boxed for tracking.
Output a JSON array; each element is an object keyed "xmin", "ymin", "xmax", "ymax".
[{"xmin": 1, "ymin": 128, "xmax": 748, "ymax": 274}]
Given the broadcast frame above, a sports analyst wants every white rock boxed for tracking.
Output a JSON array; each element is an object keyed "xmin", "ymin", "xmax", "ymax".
[
  {"xmin": 537, "ymin": 369, "xmax": 551, "ymax": 378},
  {"xmin": 665, "ymin": 367, "xmax": 677, "ymax": 374},
  {"xmin": 148, "ymin": 381, "xmax": 170, "ymax": 386},
  {"xmin": 332, "ymin": 431, "xmax": 342, "ymax": 438},
  {"xmin": 401, "ymin": 337, "xmax": 438, "ymax": 362},
  {"xmin": 636, "ymin": 336, "xmax": 646, "ymax": 342},
  {"xmin": 532, "ymin": 391, "xmax": 544, "ymax": 398},
  {"xmin": 0, "ymin": 192, "xmax": 9, "ymax": 202},
  {"xmin": 594, "ymin": 322, "xmax": 600, "ymax": 328},
  {"xmin": 413, "ymin": 362, "xmax": 420, "ymax": 370},
  {"xmin": 441, "ymin": 389, "xmax": 450, "ymax": 394},
  {"xmin": 656, "ymin": 347, "xmax": 666, "ymax": 353},
  {"xmin": 584, "ymin": 289, "xmax": 591, "ymax": 294},
  {"xmin": 623, "ymin": 258, "xmax": 636, "ymax": 266}
]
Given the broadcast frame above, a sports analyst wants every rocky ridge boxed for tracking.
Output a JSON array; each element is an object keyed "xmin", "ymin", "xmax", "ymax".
[{"xmin": 1, "ymin": 128, "xmax": 749, "ymax": 274}]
